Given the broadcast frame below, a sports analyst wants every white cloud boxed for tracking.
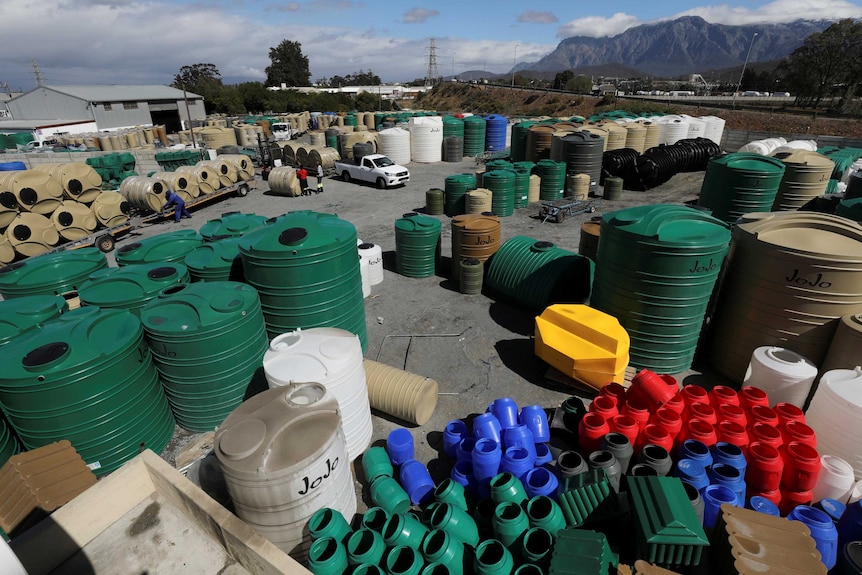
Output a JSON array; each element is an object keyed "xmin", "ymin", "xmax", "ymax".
[
  {"xmin": 403, "ymin": 7, "xmax": 440, "ymax": 24},
  {"xmin": 266, "ymin": 2, "xmax": 301, "ymax": 12},
  {"xmin": 556, "ymin": 0, "xmax": 862, "ymax": 38},
  {"xmin": 517, "ymin": 11, "xmax": 559, "ymax": 24},
  {"xmin": 557, "ymin": 13, "xmax": 642, "ymax": 38}
]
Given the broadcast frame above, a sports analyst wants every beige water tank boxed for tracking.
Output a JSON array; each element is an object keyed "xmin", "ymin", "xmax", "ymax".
[
  {"xmin": 820, "ymin": 313, "xmax": 862, "ymax": 373},
  {"xmin": 710, "ymin": 211, "xmax": 862, "ymax": 382},
  {"xmin": 771, "ymin": 150, "xmax": 835, "ymax": 211}
]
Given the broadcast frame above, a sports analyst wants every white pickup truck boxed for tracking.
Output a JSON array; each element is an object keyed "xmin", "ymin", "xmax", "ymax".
[{"xmin": 335, "ymin": 154, "xmax": 410, "ymax": 189}]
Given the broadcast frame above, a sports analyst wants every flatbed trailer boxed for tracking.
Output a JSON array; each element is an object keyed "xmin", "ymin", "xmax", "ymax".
[
  {"xmin": 538, "ymin": 194, "xmax": 600, "ymax": 223},
  {"xmin": 31, "ymin": 178, "xmax": 256, "ymax": 256}
]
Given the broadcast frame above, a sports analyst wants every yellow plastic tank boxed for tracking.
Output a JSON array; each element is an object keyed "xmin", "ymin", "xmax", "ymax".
[{"xmin": 534, "ymin": 304, "xmax": 630, "ymax": 390}]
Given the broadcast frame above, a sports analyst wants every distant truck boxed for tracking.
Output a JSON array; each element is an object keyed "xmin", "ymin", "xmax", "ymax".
[
  {"xmin": 335, "ymin": 154, "xmax": 410, "ymax": 189},
  {"xmin": 270, "ymin": 122, "xmax": 294, "ymax": 141}
]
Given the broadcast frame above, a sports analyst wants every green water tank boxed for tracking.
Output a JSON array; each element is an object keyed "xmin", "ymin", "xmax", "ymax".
[
  {"xmin": 0, "ymin": 294, "xmax": 67, "ymax": 347},
  {"xmin": 140, "ymin": 281, "xmax": 268, "ymax": 432},
  {"xmin": 395, "ymin": 213, "xmax": 442, "ymax": 278},
  {"xmin": 239, "ymin": 210, "xmax": 367, "ymax": 351},
  {"xmin": 115, "ymin": 229, "xmax": 204, "ymax": 266},
  {"xmin": 535, "ymin": 160, "xmax": 566, "ymax": 202},
  {"xmin": 184, "ymin": 236, "xmax": 245, "ymax": 282},
  {"xmin": 464, "ymin": 116, "xmax": 487, "ymax": 157},
  {"xmin": 590, "ymin": 204, "xmax": 731, "ymax": 373},
  {"xmin": 511, "ymin": 121, "xmax": 538, "ymax": 163},
  {"xmin": 78, "ymin": 262, "xmax": 190, "ymax": 316},
  {"xmin": 443, "ymin": 116, "xmax": 465, "ymax": 140},
  {"xmin": 198, "ymin": 212, "xmax": 269, "ymax": 240},
  {"xmin": 0, "ymin": 413, "xmax": 20, "ymax": 469},
  {"xmin": 836, "ymin": 197, "xmax": 862, "ymax": 222},
  {"xmin": 484, "ymin": 170, "xmax": 516, "ymax": 217},
  {"xmin": 513, "ymin": 167, "xmax": 531, "ymax": 209},
  {"xmin": 0, "ymin": 306, "xmax": 175, "ymax": 473},
  {"xmin": 485, "ymin": 236, "xmax": 594, "ymax": 313},
  {"xmin": 698, "ymin": 153, "xmax": 786, "ymax": 224},
  {"xmin": 0, "ymin": 247, "xmax": 108, "ymax": 299},
  {"xmin": 445, "ymin": 173, "xmax": 477, "ymax": 217}
]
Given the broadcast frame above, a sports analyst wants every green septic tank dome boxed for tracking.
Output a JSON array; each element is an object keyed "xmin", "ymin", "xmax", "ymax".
[
  {"xmin": 140, "ymin": 281, "xmax": 268, "ymax": 432},
  {"xmin": 0, "ymin": 247, "xmax": 108, "ymax": 299},
  {"xmin": 77, "ymin": 262, "xmax": 190, "ymax": 316},
  {"xmin": 115, "ymin": 228, "xmax": 204, "ymax": 266},
  {"xmin": 198, "ymin": 211, "xmax": 269, "ymax": 240},
  {"xmin": 0, "ymin": 306, "xmax": 175, "ymax": 474},
  {"xmin": 238, "ymin": 210, "xmax": 368, "ymax": 351},
  {"xmin": 590, "ymin": 204, "xmax": 731, "ymax": 374}
]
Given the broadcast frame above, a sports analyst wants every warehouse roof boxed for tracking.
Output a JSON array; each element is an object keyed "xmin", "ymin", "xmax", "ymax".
[{"xmin": 9, "ymin": 85, "xmax": 202, "ymax": 103}]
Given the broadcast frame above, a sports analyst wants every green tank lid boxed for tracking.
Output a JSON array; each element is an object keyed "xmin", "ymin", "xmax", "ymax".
[
  {"xmin": 77, "ymin": 262, "xmax": 190, "ymax": 314},
  {"xmin": 0, "ymin": 294, "xmax": 68, "ymax": 346},
  {"xmin": 602, "ymin": 204, "xmax": 731, "ymax": 247},
  {"xmin": 198, "ymin": 211, "xmax": 268, "ymax": 240},
  {"xmin": 0, "ymin": 247, "xmax": 108, "ymax": 299},
  {"xmin": 184, "ymin": 236, "xmax": 244, "ymax": 282},
  {"xmin": 238, "ymin": 210, "xmax": 356, "ymax": 258},
  {"xmin": 115, "ymin": 229, "xmax": 204, "ymax": 266}
]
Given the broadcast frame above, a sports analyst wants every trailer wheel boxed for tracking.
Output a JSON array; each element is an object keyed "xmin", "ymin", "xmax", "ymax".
[
  {"xmin": 236, "ymin": 184, "xmax": 250, "ymax": 197},
  {"xmin": 341, "ymin": 171, "xmax": 351, "ymax": 182},
  {"xmin": 376, "ymin": 178, "xmax": 386, "ymax": 189},
  {"xmin": 554, "ymin": 212, "xmax": 565, "ymax": 224},
  {"xmin": 96, "ymin": 234, "xmax": 115, "ymax": 253}
]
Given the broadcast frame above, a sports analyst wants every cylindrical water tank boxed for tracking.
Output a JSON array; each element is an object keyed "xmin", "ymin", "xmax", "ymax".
[
  {"xmin": 115, "ymin": 229, "xmax": 204, "ymax": 266},
  {"xmin": 709, "ymin": 211, "xmax": 862, "ymax": 383},
  {"xmin": 697, "ymin": 153, "xmax": 787, "ymax": 224},
  {"xmin": 591, "ymin": 204, "xmax": 731, "ymax": 373},
  {"xmin": 199, "ymin": 212, "xmax": 268, "ymax": 240},
  {"xmin": 214, "ymin": 381, "xmax": 356, "ymax": 562},
  {"xmin": 364, "ymin": 359, "xmax": 438, "ymax": 426},
  {"xmin": 535, "ymin": 160, "xmax": 566, "ymax": 202},
  {"xmin": 78, "ymin": 262, "xmax": 190, "ymax": 316},
  {"xmin": 90, "ymin": 191, "xmax": 130, "ymax": 228},
  {"xmin": 263, "ymin": 327, "xmax": 372, "ymax": 462},
  {"xmin": 141, "ymin": 281, "xmax": 268, "ymax": 432},
  {"xmin": 527, "ymin": 125, "xmax": 556, "ymax": 163},
  {"xmin": 0, "ymin": 247, "xmax": 107, "ymax": 299},
  {"xmin": 409, "ymin": 116, "xmax": 443, "ymax": 163},
  {"xmin": 658, "ymin": 116, "xmax": 690, "ymax": 145},
  {"xmin": 485, "ymin": 236, "xmax": 594, "ymax": 313},
  {"xmin": 821, "ymin": 314, "xmax": 862, "ymax": 373},
  {"xmin": 484, "ymin": 170, "xmax": 516, "ymax": 217},
  {"xmin": 484, "ymin": 115, "xmax": 508, "ymax": 152},
  {"xmin": 463, "ymin": 116, "xmax": 487, "ymax": 157},
  {"xmin": 772, "ymin": 150, "xmax": 835, "ymax": 211},
  {"xmin": 378, "ymin": 128, "xmax": 411, "ymax": 166},
  {"xmin": 239, "ymin": 211, "xmax": 367, "ymax": 351},
  {"xmin": 743, "ymin": 346, "xmax": 818, "ymax": 408},
  {"xmin": 4, "ymin": 213, "xmax": 60, "ymax": 258},
  {"xmin": 561, "ymin": 132, "xmax": 605, "ymax": 195},
  {"xmin": 466, "ymin": 189, "xmax": 492, "ymax": 214},
  {"xmin": 51, "ymin": 200, "xmax": 98, "ymax": 241},
  {"xmin": 510, "ymin": 121, "xmax": 537, "ymax": 162},
  {"xmin": 452, "ymin": 214, "xmax": 501, "ymax": 267},
  {"xmin": 444, "ymin": 173, "xmax": 477, "ymax": 217},
  {"xmin": 395, "ymin": 212, "xmax": 441, "ymax": 278},
  {"xmin": 0, "ymin": 306, "xmax": 175, "ymax": 474},
  {"xmin": 358, "ymin": 242, "xmax": 384, "ymax": 286}
]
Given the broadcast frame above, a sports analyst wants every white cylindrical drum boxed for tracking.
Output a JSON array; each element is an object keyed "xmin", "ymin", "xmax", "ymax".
[
  {"xmin": 263, "ymin": 328, "xmax": 372, "ymax": 461},
  {"xmin": 214, "ymin": 381, "xmax": 356, "ymax": 562},
  {"xmin": 409, "ymin": 116, "xmax": 444, "ymax": 163},
  {"xmin": 377, "ymin": 128, "xmax": 411, "ymax": 166},
  {"xmin": 812, "ymin": 454, "xmax": 856, "ymax": 503},
  {"xmin": 742, "ymin": 346, "xmax": 818, "ymax": 408},
  {"xmin": 358, "ymin": 242, "xmax": 384, "ymax": 286},
  {"xmin": 806, "ymin": 367, "xmax": 862, "ymax": 479}
]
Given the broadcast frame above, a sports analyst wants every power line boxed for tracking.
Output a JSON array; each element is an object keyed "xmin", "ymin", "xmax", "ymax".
[
  {"xmin": 425, "ymin": 38, "xmax": 439, "ymax": 89},
  {"xmin": 32, "ymin": 59, "xmax": 45, "ymax": 86}
]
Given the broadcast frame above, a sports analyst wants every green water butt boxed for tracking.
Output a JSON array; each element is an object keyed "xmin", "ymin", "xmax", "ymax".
[
  {"xmin": 698, "ymin": 153, "xmax": 786, "ymax": 224},
  {"xmin": 238, "ymin": 210, "xmax": 367, "ymax": 351},
  {"xmin": 0, "ymin": 294, "xmax": 68, "ymax": 346},
  {"xmin": 395, "ymin": 213, "xmax": 442, "ymax": 278},
  {"xmin": 485, "ymin": 236, "xmax": 594, "ymax": 313},
  {"xmin": 0, "ymin": 247, "xmax": 108, "ymax": 299},
  {"xmin": 0, "ymin": 306, "xmax": 174, "ymax": 473},
  {"xmin": 115, "ymin": 229, "xmax": 204, "ymax": 266},
  {"xmin": 484, "ymin": 170, "xmax": 516, "ymax": 217},
  {"xmin": 140, "ymin": 281, "xmax": 268, "ymax": 432},
  {"xmin": 445, "ymin": 174, "xmax": 477, "ymax": 217},
  {"xmin": 198, "ymin": 211, "xmax": 268, "ymax": 240},
  {"xmin": 78, "ymin": 262, "xmax": 190, "ymax": 316},
  {"xmin": 591, "ymin": 204, "xmax": 731, "ymax": 373}
]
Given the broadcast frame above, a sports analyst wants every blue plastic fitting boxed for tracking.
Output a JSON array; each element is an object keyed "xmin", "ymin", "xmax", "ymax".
[
  {"xmin": 501, "ymin": 446, "xmax": 535, "ymax": 479},
  {"xmin": 443, "ymin": 420, "xmax": 469, "ymax": 459},
  {"xmin": 711, "ymin": 441, "xmax": 747, "ymax": 474},
  {"xmin": 519, "ymin": 405, "xmax": 550, "ymax": 443},
  {"xmin": 399, "ymin": 458, "xmax": 436, "ymax": 505},
  {"xmin": 472, "ymin": 438, "xmax": 502, "ymax": 483},
  {"xmin": 388, "ymin": 428, "xmax": 415, "ymax": 466},
  {"xmin": 490, "ymin": 397, "xmax": 520, "ymax": 429},
  {"xmin": 677, "ymin": 438, "xmax": 713, "ymax": 469},
  {"xmin": 473, "ymin": 412, "xmax": 503, "ymax": 444},
  {"xmin": 672, "ymin": 458, "xmax": 710, "ymax": 492},
  {"xmin": 523, "ymin": 467, "xmax": 559, "ymax": 499}
]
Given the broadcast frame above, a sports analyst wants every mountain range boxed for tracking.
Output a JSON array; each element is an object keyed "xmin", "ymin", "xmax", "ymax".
[{"xmin": 521, "ymin": 16, "xmax": 835, "ymax": 78}]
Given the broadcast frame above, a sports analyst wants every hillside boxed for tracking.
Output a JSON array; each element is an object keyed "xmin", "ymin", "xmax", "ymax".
[{"xmin": 413, "ymin": 83, "xmax": 862, "ymax": 139}]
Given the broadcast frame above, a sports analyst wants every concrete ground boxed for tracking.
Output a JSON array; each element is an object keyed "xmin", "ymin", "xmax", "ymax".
[{"xmin": 117, "ymin": 145, "xmax": 733, "ymax": 517}]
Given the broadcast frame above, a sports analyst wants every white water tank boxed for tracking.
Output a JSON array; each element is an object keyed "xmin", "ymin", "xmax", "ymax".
[
  {"xmin": 700, "ymin": 116, "xmax": 726, "ymax": 146},
  {"xmin": 682, "ymin": 115, "xmax": 706, "ymax": 140},
  {"xmin": 263, "ymin": 328, "xmax": 372, "ymax": 462},
  {"xmin": 409, "ymin": 116, "xmax": 444, "ymax": 163},
  {"xmin": 358, "ymin": 242, "xmax": 384, "ymax": 286},
  {"xmin": 378, "ymin": 127, "xmax": 411, "ymax": 166},
  {"xmin": 657, "ymin": 115, "xmax": 689, "ymax": 145}
]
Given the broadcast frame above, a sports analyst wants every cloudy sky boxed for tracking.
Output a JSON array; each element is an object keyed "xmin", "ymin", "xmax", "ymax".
[{"xmin": 1, "ymin": 0, "xmax": 861, "ymax": 90}]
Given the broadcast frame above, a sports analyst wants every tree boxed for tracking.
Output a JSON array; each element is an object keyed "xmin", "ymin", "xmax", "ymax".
[
  {"xmin": 354, "ymin": 91, "xmax": 382, "ymax": 112},
  {"xmin": 172, "ymin": 63, "xmax": 222, "ymax": 89},
  {"xmin": 265, "ymin": 40, "xmax": 311, "ymax": 87},
  {"xmin": 778, "ymin": 19, "xmax": 862, "ymax": 108},
  {"xmin": 553, "ymin": 70, "xmax": 574, "ymax": 90},
  {"xmin": 565, "ymin": 75, "xmax": 593, "ymax": 94},
  {"xmin": 236, "ymin": 82, "xmax": 271, "ymax": 114}
]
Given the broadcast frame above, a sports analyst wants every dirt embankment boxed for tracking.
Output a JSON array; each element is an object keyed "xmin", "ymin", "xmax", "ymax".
[{"xmin": 410, "ymin": 84, "xmax": 862, "ymax": 139}]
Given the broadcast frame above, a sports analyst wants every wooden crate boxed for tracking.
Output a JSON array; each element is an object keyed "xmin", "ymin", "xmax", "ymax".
[{"xmin": 9, "ymin": 449, "xmax": 311, "ymax": 575}]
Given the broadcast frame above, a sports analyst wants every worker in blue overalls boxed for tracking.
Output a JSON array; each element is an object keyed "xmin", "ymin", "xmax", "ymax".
[{"xmin": 163, "ymin": 189, "xmax": 192, "ymax": 222}]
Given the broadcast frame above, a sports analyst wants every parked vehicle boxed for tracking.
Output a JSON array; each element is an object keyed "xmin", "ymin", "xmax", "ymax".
[
  {"xmin": 270, "ymin": 122, "xmax": 294, "ymax": 141},
  {"xmin": 335, "ymin": 154, "xmax": 410, "ymax": 189}
]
